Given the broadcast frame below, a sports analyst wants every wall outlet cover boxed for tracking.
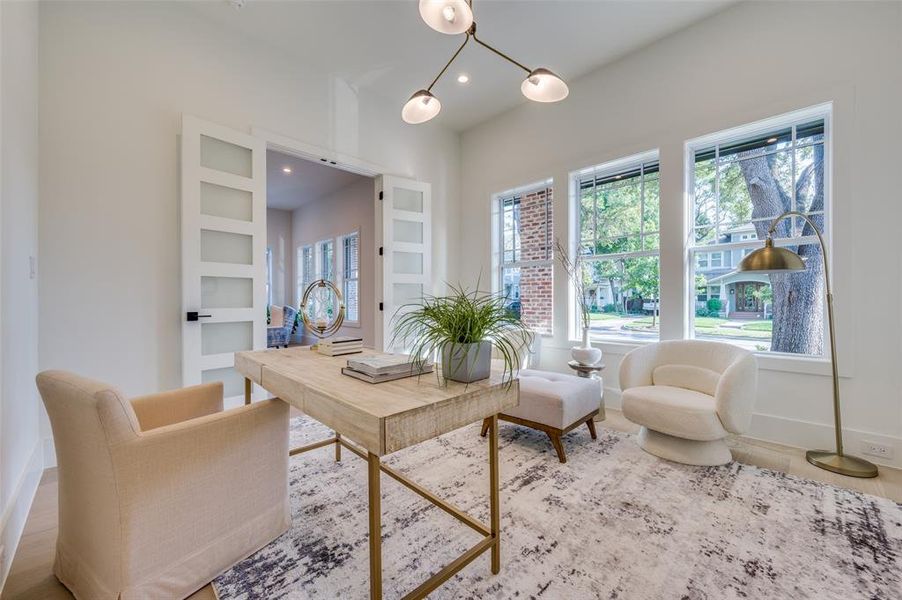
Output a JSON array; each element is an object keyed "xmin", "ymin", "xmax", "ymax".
[{"xmin": 861, "ymin": 440, "xmax": 894, "ymax": 460}]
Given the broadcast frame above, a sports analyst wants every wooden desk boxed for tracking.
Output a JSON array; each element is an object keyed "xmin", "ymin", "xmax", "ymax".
[{"xmin": 235, "ymin": 347, "xmax": 520, "ymax": 600}]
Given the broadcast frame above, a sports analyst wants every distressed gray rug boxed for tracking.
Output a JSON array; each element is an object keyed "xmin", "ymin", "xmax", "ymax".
[{"xmin": 214, "ymin": 416, "xmax": 902, "ymax": 599}]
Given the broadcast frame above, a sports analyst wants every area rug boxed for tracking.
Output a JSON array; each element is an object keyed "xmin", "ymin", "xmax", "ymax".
[{"xmin": 213, "ymin": 416, "xmax": 902, "ymax": 599}]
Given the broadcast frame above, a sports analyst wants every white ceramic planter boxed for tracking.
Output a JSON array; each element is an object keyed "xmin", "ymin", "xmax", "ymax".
[{"xmin": 571, "ymin": 327, "xmax": 602, "ymax": 366}]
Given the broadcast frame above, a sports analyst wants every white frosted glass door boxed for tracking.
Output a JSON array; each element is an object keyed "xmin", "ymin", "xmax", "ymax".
[
  {"xmin": 377, "ymin": 175, "xmax": 431, "ymax": 351},
  {"xmin": 181, "ymin": 115, "xmax": 267, "ymax": 406}
]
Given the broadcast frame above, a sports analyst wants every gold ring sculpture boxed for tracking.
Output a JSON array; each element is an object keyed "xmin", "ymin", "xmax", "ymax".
[{"xmin": 300, "ymin": 279, "xmax": 345, "ymax": 339}]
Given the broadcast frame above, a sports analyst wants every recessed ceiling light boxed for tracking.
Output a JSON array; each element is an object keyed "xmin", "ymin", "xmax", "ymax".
[
  {"xmin": 766, "ymin": 137, "xmax": 778, "ymax": 144},
  {"xmin": 282, "ymin": 167, "xmax": 292, "ymax": 174},
  {"xmin": 457, "ymin": 73, "xmax": 470, "ymax": 84}
]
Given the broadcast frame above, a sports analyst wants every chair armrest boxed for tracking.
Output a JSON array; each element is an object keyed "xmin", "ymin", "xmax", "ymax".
[
  {"xmin": 111, "ymin": 399, "xmax": 290, "ymax": 575},
  {"xmin": 715, "ymin": 354, "xmax": 758, "ymax": 434},
  {"xmin": 130, "ymin": 382, "xmax": 224, "ymax": 431},
  {"xmin": 619, "ymin": 344, "xmax": 658, "ymax": 391}
]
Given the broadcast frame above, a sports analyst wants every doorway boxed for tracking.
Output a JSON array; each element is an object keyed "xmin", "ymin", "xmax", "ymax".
[{"xmin": 265, "ymin": 150, "xmax": 375, "ymax": 347}]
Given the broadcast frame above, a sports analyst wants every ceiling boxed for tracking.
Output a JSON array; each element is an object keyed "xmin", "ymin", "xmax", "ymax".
[
  {"xmin": 267, "ymin": 150, "xmax": 369, "ymax": 211},
  {"xmin": 186, "ymin": 1, "xmax": 732, "ymax": 131}
]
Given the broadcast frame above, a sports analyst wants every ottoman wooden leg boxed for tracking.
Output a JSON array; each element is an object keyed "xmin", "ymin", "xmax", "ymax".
[
  {"xmin": 480, "ymin": 418, "xmax": 490, "ymax": 438},
  {"xmin": 548, "ymin": 431, "xmax": 567, "ymax": 463},
  {"xmin": 586, "ymin": 418, "xmax": 597, "ymax": 440}
]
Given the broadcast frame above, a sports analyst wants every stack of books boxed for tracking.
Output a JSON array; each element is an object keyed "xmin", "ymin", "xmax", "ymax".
[
  {"xmin": 342, "ymin": 354, "xmax": 434, "ymax": 384},
  {"xmin": 316, "ymin": 336, "xmax": 364, "ymax": 357}
]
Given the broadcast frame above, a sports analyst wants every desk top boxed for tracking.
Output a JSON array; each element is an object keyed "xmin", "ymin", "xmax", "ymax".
[{"xmin": 235, "ymin": 347, "xmax": 519, "ymax": 456}]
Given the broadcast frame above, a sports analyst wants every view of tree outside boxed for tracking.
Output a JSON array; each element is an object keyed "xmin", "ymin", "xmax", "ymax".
[
  {"xmin": 691, "ymin": 116, "xmax": 827, "ymax": 354},
  {"xmin": 577, "ymin": 156, "xmax": 661, "ymax": 341},
  {"xmin": 572, "ymin": 111, "xmax": 828, "ymax": 354}
]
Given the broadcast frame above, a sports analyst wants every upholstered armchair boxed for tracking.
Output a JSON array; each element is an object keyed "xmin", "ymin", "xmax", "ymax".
[
  {"xmin": 36, "ymin": 371, "xmax": 290, "ymax": 600},
  {"xmin": 267, "ymin": 304, "xmax": 297, "ymax": 348},
  {"xmin": 619, "ymin": 340, "xmax": 757, "ymax": 466}
]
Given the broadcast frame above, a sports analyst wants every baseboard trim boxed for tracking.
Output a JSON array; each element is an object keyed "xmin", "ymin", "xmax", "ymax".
[
  {"xmin": 0, "ymin": 441, "xmax": 44, "ymax": 594},
  {"xmin": 747, "ymin": 412, "xmax": 902, "ymax": 469}
]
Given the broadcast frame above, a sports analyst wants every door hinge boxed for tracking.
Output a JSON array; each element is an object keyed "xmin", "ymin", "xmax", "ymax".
[
  {"xmin": 379, "ymin": 246, "xmax": 383, "ymax": 256},
  {"xmin": 378, "ymin": 191, "xmax": 383, "ymax": 200},
  {"xmin": 379, "ymin": 302, "xmax": 384, "ymax": 311}
]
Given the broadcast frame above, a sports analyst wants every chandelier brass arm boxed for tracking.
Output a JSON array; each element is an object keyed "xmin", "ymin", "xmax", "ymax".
[{"xmin": 427, "ymin": 34, "xmax": 471, "ymax": 92}]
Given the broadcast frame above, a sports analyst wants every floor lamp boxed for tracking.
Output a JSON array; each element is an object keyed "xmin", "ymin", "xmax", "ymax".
[{"xmin": 737, "ymin": 210, "xmax": 878, "ymax": 478}]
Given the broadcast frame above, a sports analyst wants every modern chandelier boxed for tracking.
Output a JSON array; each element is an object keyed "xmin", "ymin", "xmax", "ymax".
[{"xmin": 402, "ymin": 0, "xmax": 569, "ymax": 124}]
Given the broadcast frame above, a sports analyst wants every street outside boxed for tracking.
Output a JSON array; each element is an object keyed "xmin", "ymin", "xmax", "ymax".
[{"xmin": 589, "ymin": 313, "xmax": 772, "ymax": 351}]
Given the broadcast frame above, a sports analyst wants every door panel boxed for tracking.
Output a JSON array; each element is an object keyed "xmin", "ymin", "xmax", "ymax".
[
  {"xmin": 376, "ymin": 176, "xmax": 431, "ymax": 351},
  {"xmin": 181, "ymin": 115, "xmax": 266, "ymax": 405}
]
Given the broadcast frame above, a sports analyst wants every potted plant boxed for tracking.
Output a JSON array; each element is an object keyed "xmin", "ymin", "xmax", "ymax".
[{"xmin": 392, "ymin": 283, "xmax": 533, "ymax": 385}]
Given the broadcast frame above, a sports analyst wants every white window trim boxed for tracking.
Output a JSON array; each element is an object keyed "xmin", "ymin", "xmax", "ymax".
[
  {"xmin": 684, "ymin": 102, "xmax": 833, "ymax": 362},
  {"xmin": 568, "ymin": 149, "xmax": 660, "ymax": 343},
  {"xmin": 338, "ymin": 229, "xmax": 361, "ymax": 327}
]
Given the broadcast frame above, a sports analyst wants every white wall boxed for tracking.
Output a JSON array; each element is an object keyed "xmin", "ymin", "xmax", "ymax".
[
  {"xmin": 459, "ymin": 1, "xmax": 902, "ymax": 466},
  {"xmin": 266, "ymin": 208, "xmax": 293, "ymax": 308},
  {"xmin": 38, "ymin": 1, "xmax": 460, "ymax": 400},
  {"xmin": 292, "ymin": 177, "xmax": 376, "ymax": 347},
  {"xmin": 0, "ymin": 0, "xmax": 41, "ymax": 588}
]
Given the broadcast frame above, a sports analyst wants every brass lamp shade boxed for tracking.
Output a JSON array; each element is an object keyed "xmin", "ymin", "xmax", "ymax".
[{"xmin": 737, "ymin": 238, "xmax": 806, "ymax": 273}]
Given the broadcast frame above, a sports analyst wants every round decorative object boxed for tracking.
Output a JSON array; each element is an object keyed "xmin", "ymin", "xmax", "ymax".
[
  {"xmin": 571, "ymin": 346, "xmax": 602, "ymax": 366},
  {"xmin": 300, "ymin": 279, "xmax": 345, "ymax": 339}
]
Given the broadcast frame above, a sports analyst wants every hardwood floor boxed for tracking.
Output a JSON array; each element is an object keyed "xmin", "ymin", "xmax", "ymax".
[{"xmin": 3, "ymin": 409, "xmax": 900, "ymax": 599}]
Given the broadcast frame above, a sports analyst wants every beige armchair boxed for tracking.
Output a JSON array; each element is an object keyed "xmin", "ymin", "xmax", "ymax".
[
  {"xmin": 36, "ymin": 371, "xmax": 291, "ymax": 600},
  {"xmin": 619, "ymin": 340, "xmax": 757, "ymax": 466}
]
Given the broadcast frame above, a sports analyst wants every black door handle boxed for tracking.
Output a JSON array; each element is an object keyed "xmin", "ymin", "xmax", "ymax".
[{"xmin": 186, "ymin": 312, "xmax": 212, "ymax": 322}]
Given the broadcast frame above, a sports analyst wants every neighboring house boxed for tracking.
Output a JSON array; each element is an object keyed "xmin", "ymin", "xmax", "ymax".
[{"xmin": 695, "ymin": 224, "xmax": 771, "ymax": 318}]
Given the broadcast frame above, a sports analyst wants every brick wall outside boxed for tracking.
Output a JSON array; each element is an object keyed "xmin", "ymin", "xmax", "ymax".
[{"xmin": 517, "ymin": 188, "xmax": 553, "ymax": 335}]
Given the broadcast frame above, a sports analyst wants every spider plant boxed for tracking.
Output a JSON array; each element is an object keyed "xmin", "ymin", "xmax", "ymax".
[{"xmin": 391, "ymin": 283, "xmax": 533, "ymax": 386}]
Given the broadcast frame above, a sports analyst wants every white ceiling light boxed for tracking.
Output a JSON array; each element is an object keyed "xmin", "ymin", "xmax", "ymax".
[
  {"xmin": 419, "ymin": 0, "xmax": 473, "ymax": 35},
  {"xmin": 521, "ymin": 68, "xmax": 569, "ymax": 103},
  {"xmin": 404, "ymin": 2, "xmax": 568, "ymax": 124},
  {"xmin": 282, "ymin": 166, "xmax": 292, "ymax": 174},
  {"xmin": 401, "ymin": 89, "xmax": 442, "ymax": 124}
]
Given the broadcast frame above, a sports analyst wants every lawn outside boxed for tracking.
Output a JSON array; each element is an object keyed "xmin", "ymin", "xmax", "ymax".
[{"xmin": 588, "ymin": 312, "xmax": 772, "ymax": 342}]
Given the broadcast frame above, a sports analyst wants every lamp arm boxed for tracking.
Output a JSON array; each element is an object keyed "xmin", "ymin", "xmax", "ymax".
[
  {"xmin": 427, "ymin": 35, "xmax": 470, "ymax": 92},
  {"xmin": 471, "ymin": 34, "xmax": 532, "ymax": 74},
  {"xmin": 766, "ymin": 210, "xmax": 831, "ymax": 292},
  {"xmin": 766, "ymin": 209, "xmax": 842, "ymax": 455}
]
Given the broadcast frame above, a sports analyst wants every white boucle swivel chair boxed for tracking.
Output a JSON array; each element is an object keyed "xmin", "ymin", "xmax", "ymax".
[{"xmin": 619, "ymin": 340, "xmax": 757, "ymax": 466}]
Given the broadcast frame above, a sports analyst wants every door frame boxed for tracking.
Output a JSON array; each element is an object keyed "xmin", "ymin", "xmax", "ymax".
[{"xmin": 251, "ymin": 128, "xmax": 412, "ymax": 350}]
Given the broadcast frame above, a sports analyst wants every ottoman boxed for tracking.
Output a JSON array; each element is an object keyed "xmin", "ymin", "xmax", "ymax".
[{"xmin": 482, "ymin": 369, "xmax": 602, "ymax": 463}]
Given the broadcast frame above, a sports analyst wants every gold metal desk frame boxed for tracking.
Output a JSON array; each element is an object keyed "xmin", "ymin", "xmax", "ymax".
[{"xmin": 240, "ymin": 357, "xmax": 506, "ymax": 600}]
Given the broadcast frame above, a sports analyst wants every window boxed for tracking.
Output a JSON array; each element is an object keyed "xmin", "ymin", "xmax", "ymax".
[
  {"xmin": 494, "ymin": 182, "xmax": 553, "ymax": 335},
  {"xmin": 689, "ymin": 106, "xmax": 829, "ymax": 355},
  {"xmin": 341, "ymin": 232, "xmax": 360, "ymax": 324},
  {"xmin": 265, "ymin": 247, "xmax": 273, "ymax": 306},
  {"xmin": 574, "ymin": 152, "xmax": 660, "ymax": 341},
  {"xmin": 318, "ymin": 239, "xmax": 335, "ymax": 282},
  {"xmin": 297, "ymin": 244, "xmax": 314, "ymax": 301},
  {"xmin": 710, "ymin": 252, "xmax": 723, "ymax": 268}
]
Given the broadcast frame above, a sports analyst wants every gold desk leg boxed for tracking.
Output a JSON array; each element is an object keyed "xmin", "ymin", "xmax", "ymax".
[
  {"xmin": 488, "ymin": 414, "xmax": 500, "ymax": 574},
  {"xmin": 244, "ymin": 378, "xmax": 251, "ymax": 406},
  {"xmin": 368, "ymin": 452, "xmax": 382, "ymax": 600},
  {"xmin": 335, "ymin": 432, "xmax": 342, "ymax": 462}
]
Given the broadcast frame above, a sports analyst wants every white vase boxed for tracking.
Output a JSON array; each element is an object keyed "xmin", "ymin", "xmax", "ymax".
[{"xmin": 571, "ymin": 326, "xmax": 602, "ymax": 366}]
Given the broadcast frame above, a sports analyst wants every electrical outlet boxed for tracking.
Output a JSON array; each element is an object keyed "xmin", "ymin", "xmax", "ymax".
[{"xmin": 861, "ymin": 441, "xmax": 894, "ymax": 460}]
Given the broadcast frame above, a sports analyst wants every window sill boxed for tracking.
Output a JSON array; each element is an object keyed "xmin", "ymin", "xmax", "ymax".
[{"xmin": 558, "ymin": 337, "xmax": 836, "ymax": 377}]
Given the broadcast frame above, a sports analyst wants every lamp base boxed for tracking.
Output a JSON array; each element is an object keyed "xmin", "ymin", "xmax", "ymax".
[{"xmin": 805, "ymin": 450, "xmax": 878, "ymax": 478}]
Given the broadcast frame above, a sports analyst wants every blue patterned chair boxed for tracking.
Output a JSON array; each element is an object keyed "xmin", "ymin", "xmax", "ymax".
[{"xmin": 267, "ymin": 305, "xmax": 297, "ymax": 348}]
